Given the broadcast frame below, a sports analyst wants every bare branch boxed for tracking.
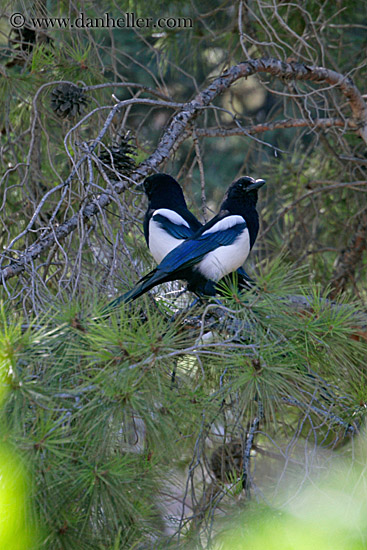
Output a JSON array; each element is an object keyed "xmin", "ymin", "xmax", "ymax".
[
  {"xmin": 83, "ymin": 82, "xmax": 173, "ymax": 102},
  {"xmin": 190, "ymin": 117, "xmax": 355, "ymax": 139},
  {"xmin": 192, "ymin": 129, "xmax": 208, "ymax": 223}
]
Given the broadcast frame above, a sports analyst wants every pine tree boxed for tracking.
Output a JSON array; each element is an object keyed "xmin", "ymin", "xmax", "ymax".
[{"xmin": 0, "ymin": 1, "xmax": 366, "ymax": 548}]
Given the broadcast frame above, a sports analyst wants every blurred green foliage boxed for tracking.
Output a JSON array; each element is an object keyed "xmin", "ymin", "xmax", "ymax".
[{"xmin": 218, "ymin": 443, "xmax": 367, "ymax": 550}]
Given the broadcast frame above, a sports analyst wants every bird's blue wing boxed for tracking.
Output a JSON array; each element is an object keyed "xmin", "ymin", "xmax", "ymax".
[
  {"xmin": 157, "ymin": 220, "xmax": 248, "ymax": 275},
  {"xmin": 152, "ymin": 213, "xmax": 195, "ymax": 240}
]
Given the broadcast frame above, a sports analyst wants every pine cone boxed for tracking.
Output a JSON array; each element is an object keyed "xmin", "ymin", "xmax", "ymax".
[
  {"xmin": 50, "ymin": 84, "xmax": 89, "ymax": 119},
  {"xmin": 210, "ymin": 441, "xmax": 243, "ymax": 481},
  {"xmin": 98, "ymin": 133, "xmax": 137, "ymax": 177}
]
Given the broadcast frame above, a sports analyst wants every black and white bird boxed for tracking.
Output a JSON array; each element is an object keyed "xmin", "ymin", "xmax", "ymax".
[
  {"xmin": 123, "ymin": 176, "xmax": 265, "ymax": 302},
  {"xmin": 143, "ymin": 173, "xmax": 202, "ymax": 263},
  {"xmin": 102, "ymin": 173, "xmax": 202, "ymax": 312}
]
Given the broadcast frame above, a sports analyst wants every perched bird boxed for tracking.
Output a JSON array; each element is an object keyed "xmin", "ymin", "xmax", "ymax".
[
  {"xmin": 123, "ymin": 176, "xmax": 265, "ymax": 302},
  {"xmin": 102, "ymin": 173, "xmax": 201, "ymax": 313},
  {"xmin": 143, "ymin": 173, "xmax": 202, "ymax": 263}
]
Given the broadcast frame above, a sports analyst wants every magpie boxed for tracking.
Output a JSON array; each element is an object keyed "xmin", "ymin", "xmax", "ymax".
[
  {"xmin": 143, "ymin": 173, "xmax": 202, "ymax": 263},
  {"xmin": 122, "ymin": 176, "xmax": 265, "ymax": 302},
  {"xmin": 101, "ymin": 173, "xmax": 201, "ymax": 313}
]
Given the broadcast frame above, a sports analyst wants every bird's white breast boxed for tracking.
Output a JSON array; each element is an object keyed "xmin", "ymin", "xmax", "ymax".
[
  {"xmin": 148, "ymin": 208, "xmax": 188, "ymax": 264},
  {"xmin": 197, "ymin": 222, "xmax": 250, "ymax": 281}
]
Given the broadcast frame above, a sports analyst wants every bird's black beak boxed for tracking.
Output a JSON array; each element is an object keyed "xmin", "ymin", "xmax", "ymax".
[{"xmin": 246, "ymin": 179, "xmax": 266, "ymax": 192}]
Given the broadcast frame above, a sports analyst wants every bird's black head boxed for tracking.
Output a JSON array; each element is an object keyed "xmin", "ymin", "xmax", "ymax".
[
  {"xmin": 143, "ymin": 173, "xmax": 188, "ymax": 209},
  {"xmin": 222, "ymin": 176, "xmax": 265, "ymax": 207},
  {"xmin": 220, "ymin": 176, "xmax": 265, "ymax": 247},
  {"xmin": 143, "ymin": 173, "xmax": 181, "ymax": 198},
  {"xmin": 229, "ymin": 176, "xmax": 266, "ymax": 197}
]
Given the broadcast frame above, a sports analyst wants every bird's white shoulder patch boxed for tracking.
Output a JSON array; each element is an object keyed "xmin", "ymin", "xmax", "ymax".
[
  {"xmin": 202, "ymin": 215, "xmax": 245, "ymax": 235},
  {"xmin": 152, "ymin": 208, "xmax": 190, "ymax": 228},
  {"xmin": 149, "ymin": 209, "xmax": 186, "ymax": 263}
]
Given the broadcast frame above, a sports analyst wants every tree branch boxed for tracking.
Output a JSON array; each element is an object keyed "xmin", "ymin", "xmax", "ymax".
[{"xmin": 189, "ymin": 117, "xmax": 356, "ymax": 139}]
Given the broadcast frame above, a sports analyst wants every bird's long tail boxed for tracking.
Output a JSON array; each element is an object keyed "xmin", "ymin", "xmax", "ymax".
[
  {"xmin": 100, "ymin": 268, "xmax": 166, "ymax": 316},
  {"xmin": 120, "ymin": 278, "xmax": 154, "ymax": 303}
]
